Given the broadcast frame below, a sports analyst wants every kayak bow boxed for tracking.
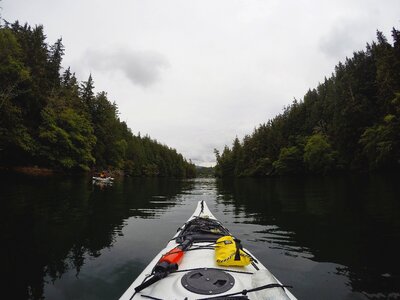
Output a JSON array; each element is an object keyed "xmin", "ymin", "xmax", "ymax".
[{"xmin": 120, "ymin": 201, "xmax": 297, "ymax": 300}]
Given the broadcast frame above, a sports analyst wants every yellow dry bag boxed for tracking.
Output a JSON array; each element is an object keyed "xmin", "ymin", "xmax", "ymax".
[{"xmin": 215, "ymin": 236, "xmax": 252, "ymax": 267}]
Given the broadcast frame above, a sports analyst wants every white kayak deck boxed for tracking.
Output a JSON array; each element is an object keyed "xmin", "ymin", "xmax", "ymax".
[
  {"xmin": 120, "ymin": 201, "xmax": 297, "ymax": 300},
  {"xmin": 92, "ymin": 176, "xmax": 114, "ymax": 182}
]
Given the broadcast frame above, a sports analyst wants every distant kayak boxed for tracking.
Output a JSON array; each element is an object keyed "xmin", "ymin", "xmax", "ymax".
[
  {"xmin": 120, "ymin": 200, "xmax": 296, "ymax": 300},
  {"xmin": 92, "ymin": 176, "xmax": 114, "ymax": 183}
]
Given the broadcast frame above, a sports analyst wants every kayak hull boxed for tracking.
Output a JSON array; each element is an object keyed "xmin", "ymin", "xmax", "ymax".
[
  {"xmin": 92, "ymin": 176, "xmax": 114, "ymax": 183},
  {"xmin": 120, "ymin": 201, "xmax": 296, "ymax": 300}
]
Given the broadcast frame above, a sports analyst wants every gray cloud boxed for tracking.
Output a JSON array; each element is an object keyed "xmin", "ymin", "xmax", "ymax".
[
  {"xmin": 319, "ymin": 25, "xmax": 355, "ymax": 59},
  {"xmin": 319, "ymin": 16, "xmax": 375, "ymax": 60},
  {"xmin": 86, "ymin": 48, "xmax": 169, "ymax": 87}
]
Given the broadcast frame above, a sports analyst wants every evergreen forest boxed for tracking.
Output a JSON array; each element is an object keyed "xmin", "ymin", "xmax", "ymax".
[
  {"xmin": 0, "ymin": 21, "xmax": 196, "ymax": 177},
  {"xmin": 215, "ymin": 29, "xmax": 400, "ymax": 177}
]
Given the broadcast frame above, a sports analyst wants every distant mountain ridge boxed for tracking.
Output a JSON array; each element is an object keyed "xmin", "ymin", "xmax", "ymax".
[{"xmin": 195, "ymin": 166, "xmax": 215, "ymax": 178}]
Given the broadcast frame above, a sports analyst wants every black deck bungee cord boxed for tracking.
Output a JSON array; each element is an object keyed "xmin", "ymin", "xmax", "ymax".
[
  {"xmin": 172, "ymin": 267, "xmax": 253, "ymax": 275},
  {"xmin": 132, "ymin": 265, "xmax": 254, "ymax": 299},
  {"xmin": 197, "ymin": 283, "xmax": 294, "ymax": 300},
  {"xmin": 199, "ymin": 200, "xmax": 204, "ymax": 215},
  {"xmin": 140, "ymin": 295, "xmax": 163, "ymax": 300},
  {"xmin": 130, "ymin": 273, "xmax": 153, "ymax": 300},
  {"xmin": 139, "ymin": 282, "xmax": 293, "ymax": 300}
]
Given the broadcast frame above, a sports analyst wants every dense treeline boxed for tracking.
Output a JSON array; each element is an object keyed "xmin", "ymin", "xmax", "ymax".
[
  {"xmin": 215, "ymin": 29, "xmax": 400, "ymax": 177},
  {"xmin": 0, "ymin": 21, "xmax": 196, "ymax": 177}
]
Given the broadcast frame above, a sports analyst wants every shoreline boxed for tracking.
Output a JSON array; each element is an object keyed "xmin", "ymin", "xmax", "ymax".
[{"xmin": 0, "ymin": 166, "xmax": 57, "ymax": 176}]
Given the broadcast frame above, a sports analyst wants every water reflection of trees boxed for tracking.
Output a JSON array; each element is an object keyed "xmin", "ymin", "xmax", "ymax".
[
  {"xmin": 1, "ymin": 175, "xmax": 193, "ymax": 299},
  {"xmin": 215, "ymin": 175, "xmax": 400, "ymax": 297}
]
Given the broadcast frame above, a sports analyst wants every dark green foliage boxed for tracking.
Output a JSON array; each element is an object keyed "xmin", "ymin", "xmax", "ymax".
[
  {"xmin": 0, "ymin": 28, "xmax": 34, "ymax": 162},
  {"xmin": 48, "ymin": 38, "xmax": 64, "ymax": 88},
  {"xmin": 215, "ymin": 28, "xmax": 400, "ymax": 176},
  {"xmin": 273, "ymin": 146, "xmax": 304, "ymax": 175},
  {"xmin": 242, "ymin": 158, "xmax": 273, "ymax": 177},
  {"xmin": 0, "ymin": 21, "xmax": 195, "ymax": 177},
  {"xmin": 80, "ymin": 74, "xmax": 95, "ymax": 115},
  {"xmin": 359, "ymin": 93, "xmax": 400, "ymax": 170},
  {"xmin": 38, "ymin": 103, "xmax": 96, "ymax": 170},
  {"xmin": 303, "ymin": 133, "xmax": 336, "ymax": 174},
  {"xmin": 214, "ymin": 146, "xmax": 234, "ymax": 177}
]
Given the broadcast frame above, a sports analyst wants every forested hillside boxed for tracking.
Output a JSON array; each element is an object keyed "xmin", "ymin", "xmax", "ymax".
[
  {"xmin": 195, "ymin": 166, "xmax": 215, "ymax": 178},
  {"xmin": 0, "ymin": 21, "xmax": 196, "ymax": 177},
  {"xmin": 215, "ymin": 29, "xmax": 400, "ymax": 177}
]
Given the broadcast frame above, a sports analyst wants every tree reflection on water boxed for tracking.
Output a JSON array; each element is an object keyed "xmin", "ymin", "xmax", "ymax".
[
  {"xmin": 1, "ymin": 174, "xmax": 193, "ymax": 299},
  {"xmin": 215, "ymin": 175, "xmax": 400, "ymax": 299}
]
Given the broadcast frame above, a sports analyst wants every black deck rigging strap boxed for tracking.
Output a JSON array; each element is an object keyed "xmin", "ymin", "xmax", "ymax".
[
  {"xmin": 129, "ymin": 273, "xmax": 153, "ymax": 300},
  {"xmin": 133, "ymin": 262, "xmax": 179, "ymax": 294},
  {"xmin": 200, "ymin": 200, "xmax": 204, "ymax": 215},
  {"xmin": 132, "ymin": 267, "xmax": 254, "ymax": 299},
  {"xmin": 233, "ymin": 239, "xmax": 242, "ymax": 261},
  {"xmin": 138, "ymin": 282, "xmax": 292, "ymax": 300},
  {"xmin": 141, "ymin": 295, "xmax": 249, "ymax": 300},
  {"xmin": 173, "ymin": 267, "xmax": 253, "ymax": 275},
  {"xmin": 197, "ymin": 283, "xmax": 293, "ymax": 300},
  {"xmin": 175, "ymin": 216, "xmax": 230, "ymax": 244},
  {"xmin": 140, "ymin": 295, "xmax": 163, "ymax": 300}
]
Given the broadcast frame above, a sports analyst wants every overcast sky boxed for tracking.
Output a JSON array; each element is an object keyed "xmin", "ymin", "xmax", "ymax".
[{"xmin": 2, "ymin": 0, "xmax": 400, "ymax": 166}]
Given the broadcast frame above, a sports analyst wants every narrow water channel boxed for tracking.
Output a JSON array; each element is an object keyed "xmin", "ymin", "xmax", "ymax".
[{"xmin": 1, "ymin": 174, "xmax": 399, "ymax": 299}]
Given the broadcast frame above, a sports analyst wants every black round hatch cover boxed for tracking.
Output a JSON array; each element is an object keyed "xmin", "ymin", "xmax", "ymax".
[{"xmin": 181, "ymin": 268, "xmax": 235, "ymax": 295}]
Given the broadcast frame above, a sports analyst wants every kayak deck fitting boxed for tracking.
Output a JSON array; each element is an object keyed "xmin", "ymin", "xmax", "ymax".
[{"xmin": 120, "ymin": 201, "xmax": 297, "ymax": 300}]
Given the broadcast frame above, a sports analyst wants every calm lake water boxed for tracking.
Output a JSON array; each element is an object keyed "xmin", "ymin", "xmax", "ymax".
[{"xmin": 1, "ymin": 174, "xmax": 400, "ymax": 299}]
